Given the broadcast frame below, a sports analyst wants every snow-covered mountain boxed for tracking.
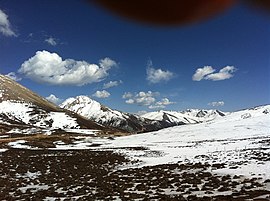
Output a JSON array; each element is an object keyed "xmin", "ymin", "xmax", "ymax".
[
  {"xmin": 61, "ymin": 96, "xmax": 229, "ymax": 133},
  {"xmin": 0, "ymin": 74, "xmax": 109, "ymax": 133},
  {"xmin": 141, "ymin": 109, "xmax": 226, "ymax": 125},
  {"xmin": 60, "ymin": 96, "xmax": 166, "ymax": 133}
]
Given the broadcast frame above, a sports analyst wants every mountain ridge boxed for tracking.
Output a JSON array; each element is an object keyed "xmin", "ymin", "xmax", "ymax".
[
  {"xmin": 60, "ymin": 95, "xmax": 227, "ymax": 133},
  {"xmin": 60, "ymin": 95, "xmax": 167, "ymax": 133}
]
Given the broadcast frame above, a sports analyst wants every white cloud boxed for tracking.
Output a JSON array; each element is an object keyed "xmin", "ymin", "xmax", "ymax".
[
  {"xmin": 156, "ymin": 98, "xmax": 175, "ymax": 106},
  {"xmin": 192, "ymin": 66, "xmax": 236, "ymax": 81},
  {"xmin": 208, "ymin": 101, "xmax": 225, "ymax": 107},
  {"xmin": 0, "ymin": 9, "xmax": 16, "ymax": 37},
  {"xmin": 46, "ymin": 94, "xmax": 61, "ymax": 105},
  {"xmin": 146, "ymin": 60, "xmax": 174, "ymax": 84},
  {"xmin": 134, "ymin": 91, "xmax": 156, "ymax": 106},
  {"xmin": 5, "ymin": 72, "xmax": 21, "ymax": 81},
  {"xmin": 99, "ymin": 57, "xmax": 117, "ymax": 69},
  {"xmin": 192, "ymin": 66, "xmax": 215, "ymax": 81},
  {"xmin": 93, "ymin": 90, "xmax": 110, "ymax": 98},
  {"xmin": 123, "ymin": 91, "xmax": 174, "ymax": 109},
  {"xmin": 205, "ymin": 66, "xmax": 236, "ymax": 81},
  {"xmin": 45, "ymin": 37, "xmax": 57, "ymax": 46},
  {"xmin": 147, "ymin": 67, "xmax": 174, "ymax": 84},
  {"xmin": 18, "ymin": 50, "xmax": 117, "ymax": 86},
  {"xmin": 123, "ymin": 91, "xmax": 158, "ymax": 106},
  {"xmin": 149, "ymin": 98, "xmax": 175, "ymax": 109},
  {"xmin": 103, "ymin": 80, "xmax": 122, "ymax": 89},
  {"xmin": 125, "ymin": 99, "xmax": 135, "ymax": 104},
  {"xmin": 122, "ymin": 92, "xmax": 133, "ymax": 99},
  {"xmin": 148, "ymin": 105, "xmax": 165, "ymax": 109}
]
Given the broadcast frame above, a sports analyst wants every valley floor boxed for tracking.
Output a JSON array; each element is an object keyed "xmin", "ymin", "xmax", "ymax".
[
  {"xmin": 0, "ymin": 106, "xmax": 270, "ymax": 200},
  {"xmin": 1, "ymin": 149, "xmax": 270, "ymax": 200}
]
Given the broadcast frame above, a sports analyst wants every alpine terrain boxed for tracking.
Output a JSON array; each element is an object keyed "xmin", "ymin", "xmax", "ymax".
[
  {"xmin": 60, "ymin": 95, "xmax": 166, "ymax": 133},
  {"xmin": 0, "ymin": 74, "xmax": 114, "ymax": 135},
  {"xmin": 60, "ymin": 96, "xmax": 226, "ymax": 133}
]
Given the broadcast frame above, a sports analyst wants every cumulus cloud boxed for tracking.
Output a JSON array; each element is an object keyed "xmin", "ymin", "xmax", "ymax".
[
  {"xmin": 122, "ymin": 92, "xmax": 133, "ymax": 99},
  {"xmin": 208, "ymin": 101, "xmax": 225, "ymax": 107},
  {"xmin": 148, "ymin": 105, "xmax": 164, "ymax": 109},
  {"xmin": 206, "ymin": 66, "xmax": 236, "ymax": 81},
  {"xmin": 103, "ymin": 80, "xmax": 122, "ymax": 89},
  {"xmin": 123, "ymin": 91, "xmax": 158, "ymax": 106},
  {"xmin": 0, "ymin": 9, "xmax": 16, "ymax": 37},
  {"xmin": 123, "ymin": 91, "xmax": 174, "ymax": 109},
  {"xmin": 18, "ymin": 50, "xmax": 117, "ymax": 86},
  {"xmin": 125, "ymin": 99, "xmax": 135, "ymax": 104},
  {"xmin": 146, "ymin": 60, "xmax": 174, "ymax": 84},
  {"xmin": 45, "ymin": 37, "xmax": 57, "ymax": 46},
  {"xmin": 99, "ymin": 57, "xmax": 117, "ymax": 69},
  {"xmin": 192, "ymin": 66, "xmax": 236, "ymax": 81},
  {"xmin": 156, "ymin": 98, "xmax": 175, "ymax": 106},
  {"xmin": 5, "ymin": 72, "xmax": 21, "ymax": 81},
  {"xmin": 149, "ymin": 98, "xmax": 175, "ymax": 109},
  {"xmin": 147, "ymin": 67, "xmax": 174, "ymax": 84},
  {"xmin": 192, "ymin": 66, "xmax": 215, "ymax": 81},
  {"xmin": 93, "ymin": 90, "xmax": 110, "ymax": 98},
  {"xmin": 46, "ymin": 94, "xmax": 61, "ymax": 105}
]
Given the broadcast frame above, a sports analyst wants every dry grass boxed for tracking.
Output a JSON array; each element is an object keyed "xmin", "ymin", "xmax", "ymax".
[{"xmin": 0, "ymin": 134, "xmax": 72, "ymax": 148}]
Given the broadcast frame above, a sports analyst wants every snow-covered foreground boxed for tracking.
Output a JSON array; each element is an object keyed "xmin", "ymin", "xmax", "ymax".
[{"xmin": 88, "ymin": 105, "xmax": 270, "ymax": 179}]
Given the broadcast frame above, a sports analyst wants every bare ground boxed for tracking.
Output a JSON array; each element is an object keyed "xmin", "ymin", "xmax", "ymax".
[{"xmin": 0, "ymin": 146, "xmax": 270, "ymax": 200}]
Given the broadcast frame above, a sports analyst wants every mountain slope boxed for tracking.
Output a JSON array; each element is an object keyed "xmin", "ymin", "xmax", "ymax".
[
  {"xmin": 60, "ymin": 96, "xmax": 166, "ymax": 133},
  {"xmin": 180, "ymin": 109, "xmax": 226, "ymax": 119},
  {"xmin": 141, "ymin": 109, "xmax": 226, "ymax": 125},
  {"xmin": 141, "ymin": 111, "xmax": 199, "ymax": 125},
  {"xmin": 0, "ymin": 75, "xmax": 110, "ymax": 133}
]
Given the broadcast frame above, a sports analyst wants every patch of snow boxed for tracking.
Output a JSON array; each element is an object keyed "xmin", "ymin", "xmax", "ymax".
[
  {"xmin": 46, "ymin": 112, "xmax": 79, "ymax": 129},
  {"xmin": 64, "ymin": 128, "xmax": 98, "ymax": 135},
  {"xmin": 16, "ymin": 171, "xmax": 41, "ymax": 180},
  {"xmin": 51, "ymin": 137, "xmax": 109, "ymax": 150},
  {"xmin": 18, "ymin": 184, "xmax": 50, "ymax": 193},
  {"xmin": 0, "ymin": 101, "xmax": 33, "ymax": 124},
  {"xmin": 0, "ymin": 148, "xmax": 7, "ymax": 152},
  {"xmin": 8, "ymin": 140, "xmax": 32, "ymax": 149}
]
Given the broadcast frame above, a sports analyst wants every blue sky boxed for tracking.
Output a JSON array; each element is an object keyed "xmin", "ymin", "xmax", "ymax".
[{"xmin": 0, "ymin": 0, "xmax": 269, "ymax": 113}]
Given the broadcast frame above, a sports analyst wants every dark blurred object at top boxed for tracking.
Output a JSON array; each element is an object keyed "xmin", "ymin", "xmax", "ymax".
[
  {"xmin": 90, "ymin": 0, "xmax": 236, "ymax": 26},
  {"xmin": 247, "ymin": 0, "xmax": 270, "ymax": 12},
  {"xmin": 90, "ymin": 0, "xmax": 270, "ymax": 26}
]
